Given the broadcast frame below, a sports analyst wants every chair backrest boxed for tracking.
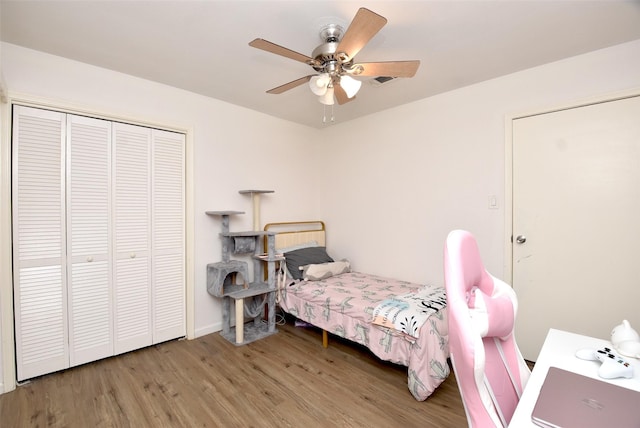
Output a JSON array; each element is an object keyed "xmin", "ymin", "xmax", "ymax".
[{"xmin": 443, "ymin": 230, "xmax": 530, "ymax": 427}]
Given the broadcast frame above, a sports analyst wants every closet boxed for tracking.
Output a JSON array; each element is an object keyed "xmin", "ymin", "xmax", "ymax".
[{"xmin": 12, "ymin": 105, "xmax": 185, "ymax": 381}]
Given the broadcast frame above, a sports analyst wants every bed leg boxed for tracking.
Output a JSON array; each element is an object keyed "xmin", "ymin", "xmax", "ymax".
[{"xmin": 322, "ymin": 330, "xmax": 328, "ymax": 348}]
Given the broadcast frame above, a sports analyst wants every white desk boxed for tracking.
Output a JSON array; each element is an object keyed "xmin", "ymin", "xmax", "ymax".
[{"xmin": 509, "ymin": 328, "xmax": 640, "ymax": 427}]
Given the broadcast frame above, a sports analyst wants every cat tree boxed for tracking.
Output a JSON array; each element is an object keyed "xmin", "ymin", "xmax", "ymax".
[{"xmin": 205, "ymin": 190, "xmax": 280, "ymax": 345}]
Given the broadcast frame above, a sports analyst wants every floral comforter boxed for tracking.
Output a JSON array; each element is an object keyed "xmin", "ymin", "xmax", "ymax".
[{"xmin": 279, "ymin": 271, "xmax": 449, "ymax": 401}]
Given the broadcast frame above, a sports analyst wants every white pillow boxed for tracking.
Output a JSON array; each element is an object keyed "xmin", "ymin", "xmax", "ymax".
[{"xmin": 301, "ymin": 260, "xmax": 351, "ymax": 281}]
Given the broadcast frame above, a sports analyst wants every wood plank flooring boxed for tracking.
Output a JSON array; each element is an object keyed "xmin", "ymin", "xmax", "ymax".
[{"xmin": 0, "ymin": 315, "xmax": 467, "ymax": 427}]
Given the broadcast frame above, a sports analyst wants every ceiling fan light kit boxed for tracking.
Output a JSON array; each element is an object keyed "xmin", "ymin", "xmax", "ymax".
[
  {"xmin": 309, "ymin": 73, "xmax": 331, "ymax": 96},
  {"xmin": 339, "ymin": 75, "xmax": 362, "ymax": 99},
  {"xmin": 309, "ymin": 73, "xmax": 361, "ymax": 104},
  {"xmin": 318, "ymin": 87, "xmax": 335, "ymax": 106},
  {"xmin": 249, "ymin": 7, "xmax": 420, "ymax": 121}
]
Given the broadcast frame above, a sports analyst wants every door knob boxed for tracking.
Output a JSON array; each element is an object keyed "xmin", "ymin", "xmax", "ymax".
[{"xmin": 515, "ymin": 235, "xmax": 527, "ymax": 244}]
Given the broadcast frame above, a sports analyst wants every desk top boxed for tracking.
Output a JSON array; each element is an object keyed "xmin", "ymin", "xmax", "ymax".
[{"xmin": 509, "ymin": 328, "xmax": 640, "ymax": 427}]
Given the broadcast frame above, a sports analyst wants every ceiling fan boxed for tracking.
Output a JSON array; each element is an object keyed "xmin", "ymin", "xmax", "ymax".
[{"xmin": 249, "ymin": 7, "xmax": 420, "ymax": 106}]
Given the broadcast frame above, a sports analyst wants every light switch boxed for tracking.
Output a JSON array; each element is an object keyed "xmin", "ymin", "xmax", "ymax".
[{"xmin": 488, "ymin": 195, "xmax": 498, "ymax": 209}]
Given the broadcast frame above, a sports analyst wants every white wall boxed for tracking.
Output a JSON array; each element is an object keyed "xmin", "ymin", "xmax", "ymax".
[
  {"xmin": 317, "ymin": 39, "xmax": 640, "ymax": 286},
  {"xmin": 0, "ymin": 43, "xmax": 323, "ymax": 391}
]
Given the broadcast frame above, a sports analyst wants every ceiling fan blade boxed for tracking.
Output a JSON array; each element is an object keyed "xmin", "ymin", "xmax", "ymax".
[
  {"xmin": 353, "ymin": 61, "xmax": 420, "ymax": 78},
  {"xmin": 249, "ymin": 38, "xmax": 314, "ymax": 64},
  {"xmin": 266, "ymin": 75, "xmax": 313, "ymax": 94},
  {"xmin": 336, "ymin": 8, "xmax": 387, "ymax": 61},
  {"xmin": 333, "ymin": 81, "xmax": 354, "ymax": 105}
]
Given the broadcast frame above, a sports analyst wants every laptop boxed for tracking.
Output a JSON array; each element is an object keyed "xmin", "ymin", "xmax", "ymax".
[{"xmin": 531, "ymin": 366, "xmax": 640, "ymax": 428}]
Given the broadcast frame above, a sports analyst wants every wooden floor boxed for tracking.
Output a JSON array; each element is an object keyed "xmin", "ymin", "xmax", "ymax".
[{"xmin": 0, "ymin": 315, "xmax": 467, "ymax": 427}]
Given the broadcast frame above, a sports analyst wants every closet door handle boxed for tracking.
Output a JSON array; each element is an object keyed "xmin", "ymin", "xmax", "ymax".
[
  {"xmin": 86, "ymin": 256, "xmax": 93, "ymax": 262},
  {"xmin": 130, "ymin": 252, "xmax": 136, "ymax": 259}
]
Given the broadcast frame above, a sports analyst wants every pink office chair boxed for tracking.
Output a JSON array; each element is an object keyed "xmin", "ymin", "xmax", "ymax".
[{"xmin": 444, "ymin": 230, "xmax": 530, "ymax": 427}]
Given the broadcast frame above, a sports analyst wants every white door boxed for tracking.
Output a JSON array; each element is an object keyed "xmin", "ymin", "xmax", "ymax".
[
  {"xmin": 13, "ymin": 106, "xmax": 186, "ymax": 379},
  {"xmin": 151, "ymin": 129, "xmax": 186, "ymax": 342},
  {"xmin": 512, "ymin": 95, "xmax": 640, "ymax": 361},
  {"xmin": 66, "ymin": 114, "xmax": 113, "ymax": 366},
  {"xmin": 12, "ymin": 106, "xmax": 69, "ymax": 380},
  {"xmin": 112, "ymin": 122, "xmax": 153, "ymax": 355}
]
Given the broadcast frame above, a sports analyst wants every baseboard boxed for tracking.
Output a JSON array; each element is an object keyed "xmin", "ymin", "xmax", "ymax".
[{"xmin": 194, "ymin": 322, "xmax": 223, "ymax": 338}]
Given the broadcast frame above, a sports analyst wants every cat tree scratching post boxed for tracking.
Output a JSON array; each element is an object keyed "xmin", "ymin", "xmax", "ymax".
[{"xmin": 239, "ymin": 189, "xmax": 274, "ymax": 231}]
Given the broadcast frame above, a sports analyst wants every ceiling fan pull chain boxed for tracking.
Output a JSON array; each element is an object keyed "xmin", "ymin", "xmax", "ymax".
[{"xmin": 321, "ymin": 104, "xmax": 335, "ymax": 124}]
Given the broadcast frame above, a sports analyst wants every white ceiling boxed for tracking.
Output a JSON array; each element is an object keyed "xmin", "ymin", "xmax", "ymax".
[{"xmin": 2, "ymin": 1, "xmax": 640, "ymax": 129}]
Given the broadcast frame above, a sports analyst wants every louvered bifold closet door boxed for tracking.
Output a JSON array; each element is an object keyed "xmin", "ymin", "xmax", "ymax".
[
  {"xmin": 152, "ymin": 129, "xmax": 185, "ymax": 343},
  {"xmin": 12, "ymin": 106, "xmax": 69, "ymax": 381},
  {"xmin": 67, "ymin": 115, "xmax": 113, "ymax": 366},
  {"xmin": 113, "ymin": 122, "xmax": 152, "ymax": 355}
]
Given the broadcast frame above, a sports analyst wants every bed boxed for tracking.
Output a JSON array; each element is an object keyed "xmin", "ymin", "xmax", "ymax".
[{"xmin": 264, "ymin": 221, "xmax": 450, "ymax": 401}]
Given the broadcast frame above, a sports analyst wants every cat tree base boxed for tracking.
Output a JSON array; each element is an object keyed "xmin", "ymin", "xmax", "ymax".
[{"xmin": 221, "ymin": 322, "xmax": 278, "ymax": 346}]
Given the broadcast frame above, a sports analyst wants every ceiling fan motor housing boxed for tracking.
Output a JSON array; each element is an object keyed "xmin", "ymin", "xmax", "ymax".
[{"xmin": 311, "ymin": 24, "xmax": 354, "ymax": 75}]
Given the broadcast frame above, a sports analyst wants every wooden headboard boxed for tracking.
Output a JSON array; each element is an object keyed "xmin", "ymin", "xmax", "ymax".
[{"xmin": 263, "ymin": 221, "xmax": 325, "ymax": 251}]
